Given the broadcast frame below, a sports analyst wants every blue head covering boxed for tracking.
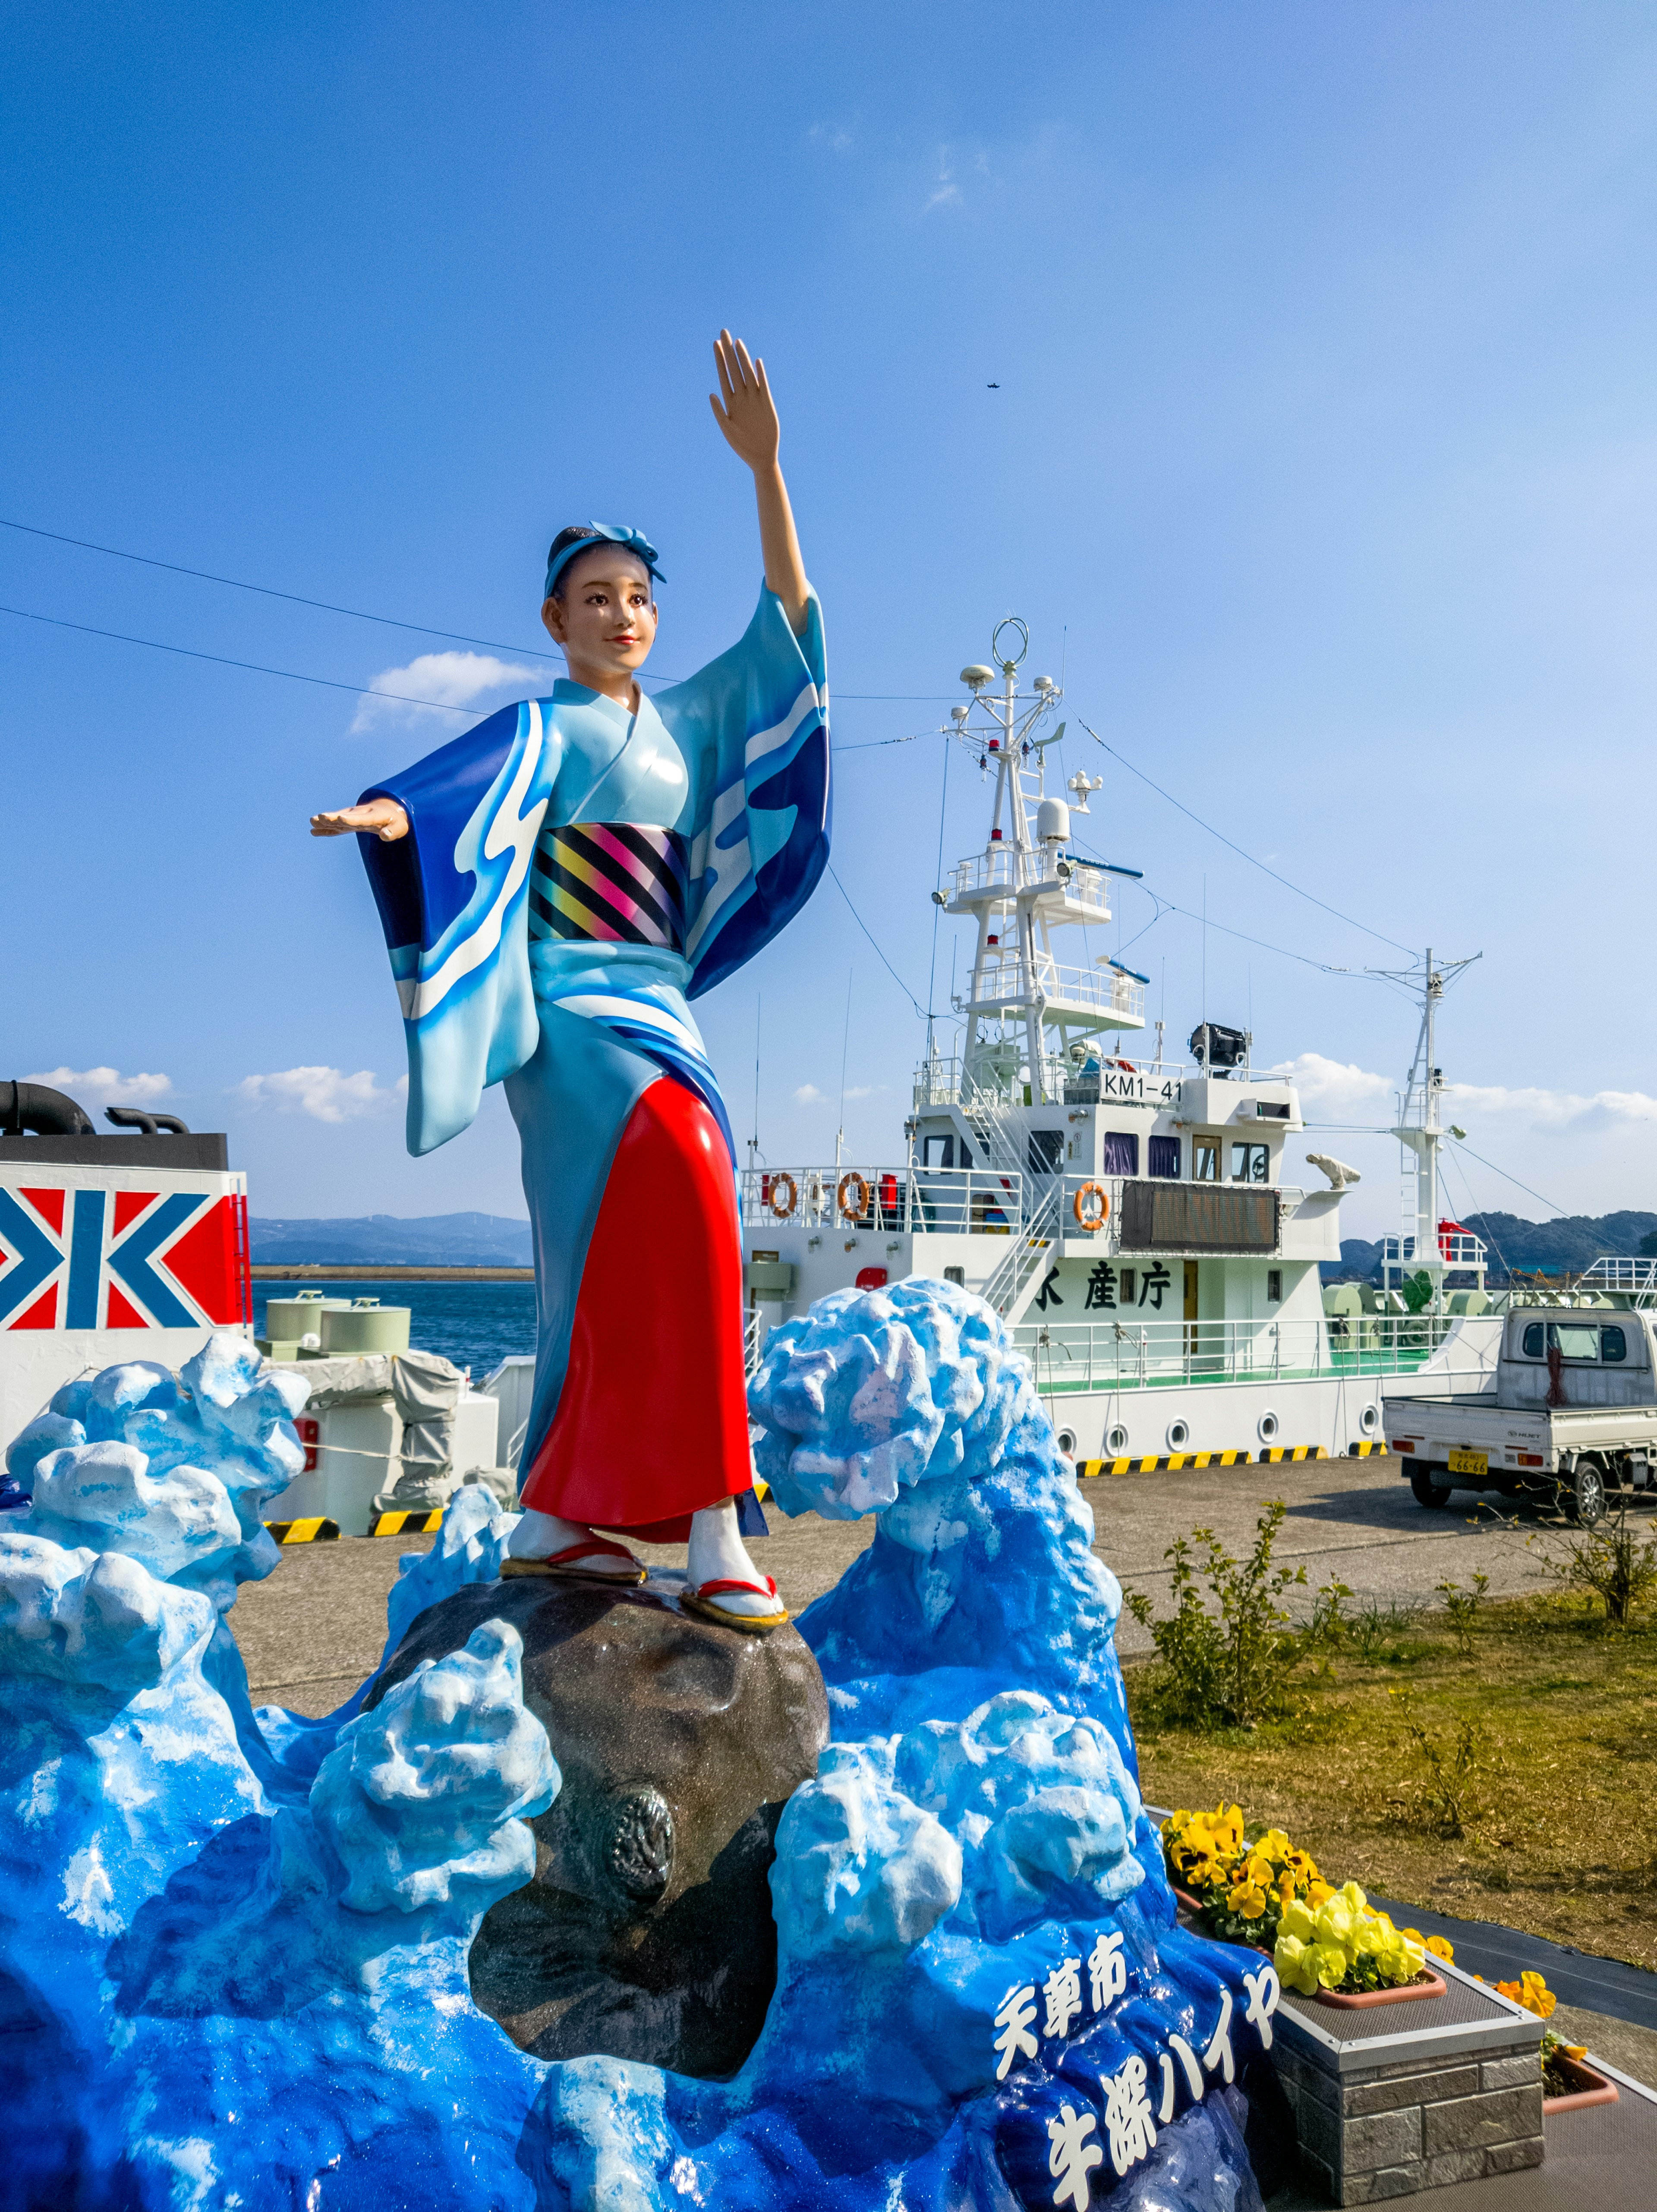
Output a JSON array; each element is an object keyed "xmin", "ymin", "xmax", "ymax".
[{"xmin": 544, "ymin": 522, "xmax": 664, "ymax": 602}]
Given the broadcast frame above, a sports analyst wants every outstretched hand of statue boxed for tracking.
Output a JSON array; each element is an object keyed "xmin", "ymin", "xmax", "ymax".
[
  {"xmin": 709, "ymin": 330, "xmax": 781, "ymax": 472},
  {"xmin": 709, "ymin": 328, "xmax": 809, "ymax": 635},
  {"xmin": 309, "ymin": 798, "xmax": 410, "ymax": 841}
]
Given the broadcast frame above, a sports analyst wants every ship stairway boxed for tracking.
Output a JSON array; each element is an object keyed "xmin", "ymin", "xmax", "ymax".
[
  {"xmin": 979, "ymin": 1177, "xmax": 1063, "ymax": 1326},
  {"xmin": 961, "ymin": 1088, "xmax": 1031, "ymax": 1209}
]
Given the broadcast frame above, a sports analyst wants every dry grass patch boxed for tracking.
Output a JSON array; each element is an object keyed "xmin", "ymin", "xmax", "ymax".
[{"xmin": 1125, "ymin": 1593, "xmax": 1657, "ymax": 1973}]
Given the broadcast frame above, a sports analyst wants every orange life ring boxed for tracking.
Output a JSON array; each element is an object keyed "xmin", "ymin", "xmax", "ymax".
[
  {"xmin": 1073, "ymin": 1181, "xmax": 1110, "ymax": 1233},
  {"xmin": 838, "ymin": 1171, "xmax": 873, "ymax": 1221},
  {"xmin": 769, "ymin": 1171, "xmax": 798, "ymax": 1219}
]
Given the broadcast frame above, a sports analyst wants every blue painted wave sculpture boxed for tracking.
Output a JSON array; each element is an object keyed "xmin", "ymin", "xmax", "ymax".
[{"xmin": 1, "ymin": 1284, "xmax": 1280, "ymax": 2210}]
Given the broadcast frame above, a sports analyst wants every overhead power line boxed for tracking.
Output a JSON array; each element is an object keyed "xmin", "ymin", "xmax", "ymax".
[
  {"xmin": 0, "ymin": 602, "xmax": 482, "ymax": 715},
  {"xmin": 1447, "ymin": 1139, "xmax": 1567, "ymax": 1221},
  {"xmin": 0, "ymin": 599, "xmax": 938, "ymax": 747},
  {"xmin": 0, "ymin": 514, "xmax": 959, "ymax": 701},
  {"xmin": 0, "ymin": 514, "xmax": 565, "ymax": 667},
  {"xmin": 1076, "ymin": 718, "xmax": 1413, "ymax": 956},
  {"xmin": 826, "ymin": 864, "xmax": 932, "ymax": 1019}
]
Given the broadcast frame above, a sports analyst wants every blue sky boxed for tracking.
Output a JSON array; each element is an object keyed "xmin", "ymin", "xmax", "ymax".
[{"xmin": 6, "ymin": 2, "xmax": 1656, "ymax": 1237}]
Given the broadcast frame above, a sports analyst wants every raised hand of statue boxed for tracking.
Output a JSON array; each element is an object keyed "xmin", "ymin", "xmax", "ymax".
[
  {"xmin": 709, "ymin": 330, "xmax": 781, "ymax": 473},
  {"xmin": 309, "ymin": 798, "xmax": 409, "ymax": 841},
  {"xmin": 708, "ymin": 329, "xmax": 809, "ymax": 635}
]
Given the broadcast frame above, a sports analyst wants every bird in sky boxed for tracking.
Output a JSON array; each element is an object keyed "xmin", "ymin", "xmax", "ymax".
[{"xmin": 987, "ymin": 381, "xmax": 999, "ymax": 388}]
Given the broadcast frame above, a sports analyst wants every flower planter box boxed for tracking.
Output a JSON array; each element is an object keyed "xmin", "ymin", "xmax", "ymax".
[
  {"xmin": 1170, "ymin": 1887, "xmax": 1448, "ymax": 2007},
  {"xmin": 1314, "ymin": 1970, "xmax": 1448, "ymax": 2010},
  {"xmin": 1543, "ymin": 2055, "xmax": 1619, "ymax": 2116}
]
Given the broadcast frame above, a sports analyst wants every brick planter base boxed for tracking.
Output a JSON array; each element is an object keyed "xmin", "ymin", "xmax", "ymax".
[{"xmin": 1270, "ymin": 1959, "xmax": 1544, "ymax": 2204}]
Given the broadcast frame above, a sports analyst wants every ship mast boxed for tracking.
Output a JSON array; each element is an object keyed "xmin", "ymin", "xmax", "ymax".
[
  {"xmin": 942, "ymin": 619, "xmax": 1146, "ymax": 1107},
  {"xmin": 1388, "ymin": 947, "xmax": 1481, "ymax": 1305}
]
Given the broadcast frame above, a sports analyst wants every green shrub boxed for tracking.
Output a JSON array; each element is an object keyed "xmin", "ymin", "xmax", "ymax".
[{"xmin": 1126, "ymin": 1501, "xmax": 1307, "ymax": 1730}]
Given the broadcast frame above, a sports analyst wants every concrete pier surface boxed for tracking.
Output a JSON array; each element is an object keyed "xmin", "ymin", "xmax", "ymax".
[{"xmin": 233, "ymin": 1450, "xmax": 1578, "ymax": 1708}]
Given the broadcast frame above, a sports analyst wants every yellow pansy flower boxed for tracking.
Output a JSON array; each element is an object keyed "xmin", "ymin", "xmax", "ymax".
[
  {"xmin": 1518, "ymin": 1972, "xmax": 1556, "ymax": 2020},
  {"xmin": 1275, "ymin": 1934, "xmax": 1319, "ymax": 1996},
  {"xmin": 1424, "ymin": 1935, "xmax": 1454, "ymax": 1963},
  {"xmin": 1314, "ymin": 1897, "xmax": 1355, "ymax": 1949},
  {"xmin": 1311, "ymin": 1941, "xmax": 1349, "ymax": 1989}
]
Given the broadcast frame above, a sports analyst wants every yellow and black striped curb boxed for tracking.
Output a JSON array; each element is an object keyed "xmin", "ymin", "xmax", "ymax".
[
  {"xmin": 1078, "ymin": 1444, "xmax": 1337, "ymax": 1476},
  {"xmin": 1347, "ymin": 1438, "xmax": 1382, "ymax": 1456},
  {"xmin": 1079, "ymin": 1450, "xmax": 1252, "ymax": 1476},
  {"xmin": 369, "ymin": 1508, "xmax": 445, "ymax": 1537},
  {"xmin": 264, "ymin": 1517, "xmax": 341, "ymax": 1544}
]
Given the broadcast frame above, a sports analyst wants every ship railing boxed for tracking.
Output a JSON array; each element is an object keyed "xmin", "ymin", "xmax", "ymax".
[
  {"xmin": 914, "ymin": 1056, "xmax": 964, "ymax": 1106},
  {"xmin": 915, "ymin": 1053, "xmax": 1184, "ymax": 1110},
  {"xmin": 958, "ymin": 953, "xmax": 1146, "ymax": 1023},
  {"xmin": 947, "ymin": 846, "xmax": 1113, "ymax": 918},
  {"xmin": 741, "ymin": 1162, "xmax": 1026, "ymax": 1237},
  {"xmin": 1015, "ymin": 1311, "xmax": 1466, "ymax": 1393},
  {"xmin": 1382, "ymin": 1230, "xmax": 1489, "ymax": 1270}
]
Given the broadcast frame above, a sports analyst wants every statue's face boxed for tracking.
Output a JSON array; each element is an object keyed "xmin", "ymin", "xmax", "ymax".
[{"xmin": 541, "ymin": 548, "xmax": 658, "ymax": 688}]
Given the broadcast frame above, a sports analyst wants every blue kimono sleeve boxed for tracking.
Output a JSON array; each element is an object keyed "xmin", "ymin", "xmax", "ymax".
[
  {"xmin": 356, "ymin": 698, "xmax": 559, "ymax": 1155},
  {"xmin": 656, "ymin": 585, "xmax": 830, "ymax": 999}
]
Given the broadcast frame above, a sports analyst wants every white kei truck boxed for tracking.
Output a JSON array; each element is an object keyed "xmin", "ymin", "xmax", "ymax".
[{"xmin": 1383, "ymin": 1306, "xmax": 1657, "ymax": 1527}]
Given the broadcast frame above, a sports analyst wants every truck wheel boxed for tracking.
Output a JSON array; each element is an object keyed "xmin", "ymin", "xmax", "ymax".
[
  {"xmin": 1565, "ymin": 1459, "xmax": 1607, "ymax": 1529},
  {"xmin": 1410, "ymin": 1468, "xmax": 1452, "ymax": 1508}
]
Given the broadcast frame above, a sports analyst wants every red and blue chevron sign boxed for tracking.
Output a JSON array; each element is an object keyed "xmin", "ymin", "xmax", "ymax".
[{"xmin": 0, "ymin": 1180, "xmax": 251, "ymax": 1332}]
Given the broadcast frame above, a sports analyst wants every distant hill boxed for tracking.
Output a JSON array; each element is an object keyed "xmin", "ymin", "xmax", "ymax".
[
  {"xmin": 1459, "ymin": 1211, "xmax": 1657, "ymax": 1278},
  {"xmin": 250, "ymin": 1212, "xmax": 534, "ymax": 1265},
  {"xmin": 1319, "ymin": 1211, "xmax": 1657, "ymax": 1286}
]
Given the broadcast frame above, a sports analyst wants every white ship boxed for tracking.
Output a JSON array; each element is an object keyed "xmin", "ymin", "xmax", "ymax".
[{"xmin": 739, "ymin": 624, "xmax": 1503, "ymax": 1469}]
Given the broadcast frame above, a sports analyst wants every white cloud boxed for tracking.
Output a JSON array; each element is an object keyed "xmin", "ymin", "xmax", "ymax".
[
  {"xmin": 349, "ymin": 651, "xmax": 547, "ymax": 736},
  {"xmin": 925, "ymin": 159, "xmax": 961, "ymax": 211},
  {"xmin": 844, "ymin": 1084, "xmax": 883, "ymax": 1100},
  {"xmin": 234, "ymin": 1067, "xmax": 406, "ymax": 1123},
  {"xmin": 1273, "ymin": 1051, "xmax": 1657, "ymax": 1133},
  {"xmin": 26, "ymin": 1064, "xmax": 172, "ymax": 1106},
  {"xmin": 1442, "ymin": 1081, "xmax": 1657, "ymax": 1130},
  {"xmin": 1269, "ymin": 1053, "xmax": 1396, "ymax": 1116},
  {"xmin": 809, "ymin": 123, "xmax": 853, "ymax": 153},
  {"xmin": 793, "ymin": 1083, "xmax": 826, "ymax": 1104}
]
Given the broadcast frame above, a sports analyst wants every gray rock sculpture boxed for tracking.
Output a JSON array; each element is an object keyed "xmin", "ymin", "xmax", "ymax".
[{"xmin": 367, "ymin": 1571, "xmax": 829, "ymax": 2079}]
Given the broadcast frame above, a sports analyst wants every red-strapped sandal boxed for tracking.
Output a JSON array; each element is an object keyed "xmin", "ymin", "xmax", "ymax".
[
  {"xmin": 501, "ymin": 1537, "xmax": 646, "ymax": 1585},
  {"xmin": 679, "ymin": 1573, "xmax": 790, "ymax": 1634}
]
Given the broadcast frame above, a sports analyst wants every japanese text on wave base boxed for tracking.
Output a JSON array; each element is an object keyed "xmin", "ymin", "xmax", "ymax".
[{"xmin": 992, "ymin": 1934, "xmax": 1280, "ymax": 2207}]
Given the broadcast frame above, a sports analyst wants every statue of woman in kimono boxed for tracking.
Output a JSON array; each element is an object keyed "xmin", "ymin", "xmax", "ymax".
[{"xmin": 310, "ymin": 332, "xmax": 828, "ymax": 1631}]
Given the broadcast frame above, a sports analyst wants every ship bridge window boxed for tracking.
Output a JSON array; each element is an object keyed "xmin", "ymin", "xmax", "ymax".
[
  {"xmin": 1193, "ymin": 1140, "xmax": 1219, "ymax": 1182},
  {"xmin": 1231, "ymin": 1142, "xmax": 1270, "ymax": 1183},
  {"xmin": 1028, "ymin": 1129, "xmax": 1064, "ymax": 1176},
  {"xmin": 1099, "ymin": 1130, "xmax": 1138, "ymax": 1178},
  {"xmin": 1148, "ymin": 1134, "xmax": 1180, "ymax": 1179},
  {"xmin": 922, "ymin": 1135, "xmax": 954, "ymax": 1169}
]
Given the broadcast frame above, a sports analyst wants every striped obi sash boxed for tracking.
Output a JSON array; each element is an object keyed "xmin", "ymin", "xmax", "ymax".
[{"xmin": 528, "ymin": 821, "xmax": 689, "ymax": 951}]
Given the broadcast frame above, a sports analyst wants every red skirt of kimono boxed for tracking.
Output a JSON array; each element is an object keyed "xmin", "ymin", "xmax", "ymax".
[{"xmin": 517, "ymin": 1076, "xmax": 752, "ymax": 1543}]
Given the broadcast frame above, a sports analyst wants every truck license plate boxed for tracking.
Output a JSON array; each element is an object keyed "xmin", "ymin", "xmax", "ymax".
[{"xmin": 1448, "ymin": 1449, "xmax": 1487, "ymax": 1478}]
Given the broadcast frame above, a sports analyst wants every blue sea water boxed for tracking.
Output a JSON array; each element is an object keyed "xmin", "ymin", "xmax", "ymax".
[{"xmin": 253, "ymin": 1281, "xmax": 536, "ymax": 1379}]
